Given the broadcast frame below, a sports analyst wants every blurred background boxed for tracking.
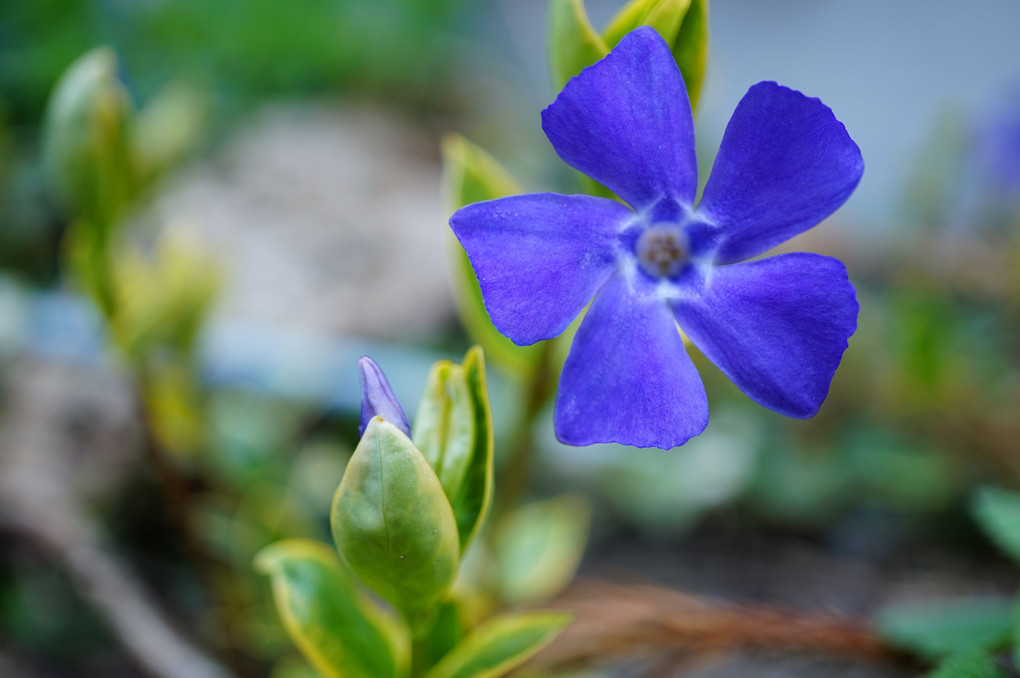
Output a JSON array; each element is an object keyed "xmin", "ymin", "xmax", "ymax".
[{"xmin": 1, "ymin": 0, "xmax": 1019, "ymax": 676}]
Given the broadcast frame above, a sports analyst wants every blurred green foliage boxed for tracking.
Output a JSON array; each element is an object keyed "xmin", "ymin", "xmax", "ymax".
[
  {"xmin": 0, "ymin": 0, "xmax": 469, "ymax": 282},
  {"xmin": 0, "ymin": 0, "xmax": 467, "ymax": 122},
  {"xmin": 877, "ymin": 596, "xmax": 1015, "ymax": 660},
  {"xmin": 927, "ymin": 651, "xmax": 1008, "ymax": 678}
]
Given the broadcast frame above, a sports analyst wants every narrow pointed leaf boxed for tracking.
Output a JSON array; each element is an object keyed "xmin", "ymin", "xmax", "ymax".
[
  {"xmin": 331, "ymin": 419, "xmax": 459, "ymax": 615},
  {"xmin": 412, "ymin": 347, "xmax": 494, "ymax": 552},
  {"xmin": 255, "ymin": 539, "xmax": 409, "ymax": 678},
  {"xmin": 450, "ymin": 347, "xmax": 494, "ymax": 551},
  {"xmin": 413, "ymin": 360, "xmax": 475, "ymax": 496},
  {"xmin": 548, "ymin": 0, "xmax": 609, "ymax": 90},
  {"xmin": 425, "ymin": 612, "xmax": 571, "ymax": 678},
  {"xmin": 672, "ymin": 0, "xmax": 709, "ymax": 109}
]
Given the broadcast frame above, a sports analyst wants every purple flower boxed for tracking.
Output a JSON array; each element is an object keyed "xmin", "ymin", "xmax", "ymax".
[
  {"xmin": 358, "ymin": 356, "xmax": 410, "ymax": 437},
  {"xmin": 976, "ymin": 89, "xmax": 1020, "ymax": 198},
  {"xmin": 450, "ymin": 27, "xmax": 863, "ymax": 449}
]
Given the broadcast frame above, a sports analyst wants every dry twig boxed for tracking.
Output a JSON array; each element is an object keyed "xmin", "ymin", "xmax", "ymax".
[{"xmin": 527, "ymin": 579, "xmax": 909, "ymax": 673}]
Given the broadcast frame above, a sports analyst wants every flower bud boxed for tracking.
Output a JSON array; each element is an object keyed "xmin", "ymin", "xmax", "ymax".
[
  {"xmin": 331, "ymin": 418, "xmax": 459, "ymax": 616},
  {"xmin": 358, "ymin": 356, "xmax": 410, "ymax": 437}
]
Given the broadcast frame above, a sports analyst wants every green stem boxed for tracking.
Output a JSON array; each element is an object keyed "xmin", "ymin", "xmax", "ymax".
[
  {"xmin": 411, "ymin": 636, "xmax": 431, "ymax": 678},
  {"xmin": 495, "ymin": 339, "xmax": 557, "ymax": 518},
  {"xmin": 78, "ymin": 219, "xmax": 118, "ymax": 320},
  {"xmin": 406, "ymin": 607, "xmax": 436, "ymax": 678}
]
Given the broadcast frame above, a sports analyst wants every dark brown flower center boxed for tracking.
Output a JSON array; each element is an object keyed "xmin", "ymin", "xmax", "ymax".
[{"xmin": 636, "ymin": 225, "xmax": 688, "ymax": 279}]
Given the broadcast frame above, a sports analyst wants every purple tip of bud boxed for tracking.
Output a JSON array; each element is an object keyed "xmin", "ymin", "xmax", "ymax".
[{"xmin": 357, "ymin": 356, "xmax": 411, "ymax": 438}]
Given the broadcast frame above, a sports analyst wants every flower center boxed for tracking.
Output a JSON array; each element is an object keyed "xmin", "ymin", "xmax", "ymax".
[{"xmin": 635, "ymin": 225, "xmax": 688, "ymax": 279}]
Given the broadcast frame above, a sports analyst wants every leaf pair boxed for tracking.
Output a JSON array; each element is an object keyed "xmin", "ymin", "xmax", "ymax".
[
  {"xmin": 257, "ymin": 541, "xmax": 569, "ymax": 678},
  {"xmin": 548, "ymin": 0, "xmax": 709, "ymax": 107}
]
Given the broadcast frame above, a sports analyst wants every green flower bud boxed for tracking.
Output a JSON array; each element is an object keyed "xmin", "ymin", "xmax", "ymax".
[
  {"xmin": 43, "ymin": 47, "xmax": 137, "ymax": 229},
  {"xmin": 331, "ymin": 418, "xmax": 459, "ymax": 618}
]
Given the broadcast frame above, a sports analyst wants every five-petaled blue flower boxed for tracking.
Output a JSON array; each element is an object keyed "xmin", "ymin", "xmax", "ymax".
[{"xmin": 450, "ymin": 27, "xmax": 864, "ymax": 450}]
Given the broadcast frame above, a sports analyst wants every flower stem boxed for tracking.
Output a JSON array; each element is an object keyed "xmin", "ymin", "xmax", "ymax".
[
  {"xmin": 495, "ymin": 339, "xmax": 557, "ymax": 518},
  {"xmin": 406, "ymin": 608, "xmax": 436, "ymax": 677}
]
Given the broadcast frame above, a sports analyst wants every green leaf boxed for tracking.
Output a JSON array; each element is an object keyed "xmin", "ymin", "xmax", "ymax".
[
  {"xmin": 603, "ymin": 0, "xmax": 691, "ymax": 49},
  {"xmin": 440, "ymin": 134, "xmax": 543, "ymax": 377},
  {"xmin": 255, "ymin": 539, "xmax": 409, "ymax": 678},
  {"xmin": 412, "ymin": 347, "xmax": 494, "ymax": 553},
  {"xmin": 548, "ymin": 0, "xmax": 609, "ymax": 90},
  {"xmin": 414, "ymin": 361, "xmax": 474, "ymax": 503},
  {"xmin": 452, "ymin": 347, "xmax": 495, "ymax": 551},
  {"xmin": 876, "ymin": 596, "xmax": 1014, "ymax": 659},
  {"xmin": 331, "ymin": 419, "xmax": 460, "ymax": 616},
  {"xmin": 672, "ymin": 0, "xmax": 709, "ymax": 110},
  {"xmin": 441, "ymin": 134, "xmax": 521, "ymax": 207},
  {"xmin": 426, "ymin": 598, "xmax": 465, "ymax": 670},
  {"xmin": 43, "ymin": 47, "xmax": 138, "ymax": 230},
  {"xmin": 111, "ymin": 231, "xmax": 222, "ymax": 358},
  {"xmin": 135, "ymin": 80, "xmax": 208, "ymax": 188},
  {"xmin": 973, "ymin": 487, "xmax": 1020, "ymax": 565},
  {"xmin": 425, "ymin": 612, "xmax": 571, "ymax": 678},
  {"xmin": 927, "ymin": 651, "xmax": 1007, "ymax": 678},
  {"xmin": 62, "ymin": 215, "xmax": 112, "ymax": 311},
  {"xmin": 496, "ymin": 496, "xmax": 591, "ymax": 605},
  {"xmin": 601, "ymin": 0, "xmax": 710, "ymax": 110}
]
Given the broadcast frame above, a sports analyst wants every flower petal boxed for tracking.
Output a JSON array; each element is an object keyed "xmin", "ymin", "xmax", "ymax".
[
  {"xmin": 555, "ymin": 274, "xmax": 708, "ymax": 448},
  {"xmin": 699, "ymin": 82, "xmax": 864, "ymax": 264},
  {"xmin": 541, "ymin": 26, "xmax": 697, "ymax": 210},
  {"xmin": 450, "ymin": 193, "xmax": 629, "ymax": 346},
  {"xmin": 358, "ymin": 356, "xmax": 411, "ymax": 437},
  {"xmin": 671, "ymin": 253, "xmax": 858, "ymax": 418}
]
